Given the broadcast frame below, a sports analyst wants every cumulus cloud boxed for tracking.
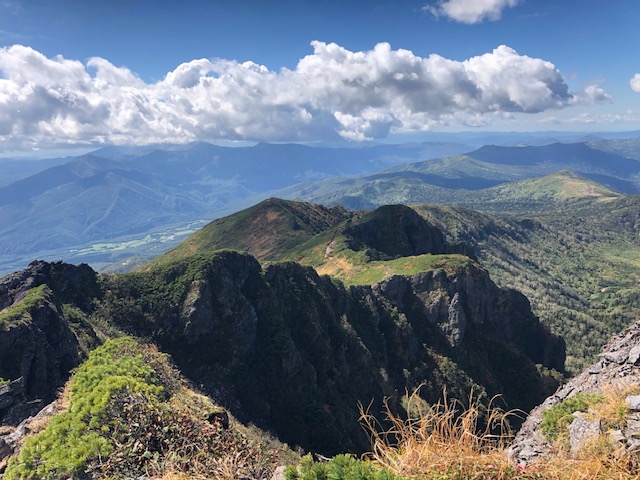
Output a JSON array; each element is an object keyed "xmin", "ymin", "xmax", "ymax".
[
  {"xmin": 425, "ymin": 0, "xmax": 520, "ymax": 24},
  {"xmin": 631, "ymin": 74, "xmax": 640, "ymax": 93},
  {"xmin": 0, "ymin": 42, "xmax": 607, "ymax": 150}
]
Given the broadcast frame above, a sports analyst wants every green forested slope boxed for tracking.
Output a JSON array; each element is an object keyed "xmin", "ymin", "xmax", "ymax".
[{"xmin": 413, "ymin": 200, "xmax": 640, "ymax": 373}]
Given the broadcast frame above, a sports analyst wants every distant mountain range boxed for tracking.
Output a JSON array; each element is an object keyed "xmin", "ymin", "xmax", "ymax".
[
  {"xmin": 273, "ymin": 141, "xmax": 640, "ymax": 210},
  {"xmin": 0, "ymin": 138, "xmax": 639, "ymax": 275},
  {"xmin": 0, "ymin": 141, "xmax": 472, "ymax": 274}
]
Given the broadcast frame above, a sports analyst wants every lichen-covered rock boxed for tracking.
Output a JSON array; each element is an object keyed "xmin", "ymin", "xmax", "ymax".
[
  {"xmin": 508, "ymin": 320, "xmax": 640, "ymax": 465},
  {"xmin": 568, "ymin": 413, "xmax": 600, "ymax": 455}
]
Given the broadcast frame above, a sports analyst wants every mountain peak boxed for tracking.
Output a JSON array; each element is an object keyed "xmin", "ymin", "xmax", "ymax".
[{"xmin": 146, "ymin": 198, "xmax": 354, "ymax": 267}]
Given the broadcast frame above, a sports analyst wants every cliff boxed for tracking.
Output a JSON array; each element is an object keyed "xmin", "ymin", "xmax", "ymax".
[
  {"xmin": 97, "ymin": 250, "xmax": 564, "ymax": 454},
  {"xmin": 0, "ymin": 261, "xmax": 100, "ymax": 425}
]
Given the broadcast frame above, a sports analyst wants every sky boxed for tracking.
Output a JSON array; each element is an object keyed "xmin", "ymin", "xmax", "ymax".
[{"xmin": 0, "ymin": 0, "xmax": 638, "ymax": 155}]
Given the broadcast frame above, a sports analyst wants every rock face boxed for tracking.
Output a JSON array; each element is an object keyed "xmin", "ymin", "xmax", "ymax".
[
  {"xmin": 98, "ymin": 250, "xmax": 564, "ymax": 455},
  {"xmin": 343, "ymin": 205, "xmax": 474, "ymax": 260},
  {"xmin": 0, "ymin": 251, "xmax": 565, "ymax": 456},
  {"xmin": 508, "ymin": 320, "xmax": 640, "ymax": 465},
  {"xmin": 0, "ymin": 261, "xmax": 100, "ymax": 425}
]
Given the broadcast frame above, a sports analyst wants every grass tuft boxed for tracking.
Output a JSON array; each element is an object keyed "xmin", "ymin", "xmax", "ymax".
[{"xmin": 360, "ymin": 387, "xmax": 519, "ymax": 479}]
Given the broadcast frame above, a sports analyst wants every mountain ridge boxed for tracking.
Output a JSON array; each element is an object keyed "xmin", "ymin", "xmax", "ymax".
[{"xmin": 0, "ymin": 203, "xmax": 565, "ymax": 459}]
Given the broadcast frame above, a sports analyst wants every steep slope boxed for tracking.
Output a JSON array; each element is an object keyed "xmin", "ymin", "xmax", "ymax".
[
  {"xmin": 412, "ymin": 201, "xmax": 640, "ymax": 373},
  {"xmin": 509, "ymin": 318, "xmax": 640, "ymax": 465},
  {"xmin": 100, "ymin": 250, "xmax": 564, "ymax": 454},
  {"xmin": 0, "ymin": 261, "xmax": 101, "ymax": 425},
  {"xmin": 1, "ymin": 336, "xmax": 293, "ymax": 479},
  {"xmin": 1, "ymin": 235, "xmax": 564, "ymax": 460},
  {"xmin": 147, "ymin": 196, "xmax": 640, "ymax": 373}
]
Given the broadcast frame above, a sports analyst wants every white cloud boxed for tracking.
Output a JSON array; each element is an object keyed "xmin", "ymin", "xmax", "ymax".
[
  {"xmin": 0, "ymin": 42, "xmax": 607, "ymax": 150},
  {"xmin": 631, "ymin": 74, "xmax": 640, "ymax": 93},
  {"xmin": 425, "ymin": 0, "xmax": 520, "ymax": 24},
  {"xmin": 539, "ymin": 110, "xmax": 640, "ymax": 125},
  {"xmin": 570, "ymin": 84, "xmax": 613, "ymax": 104}
]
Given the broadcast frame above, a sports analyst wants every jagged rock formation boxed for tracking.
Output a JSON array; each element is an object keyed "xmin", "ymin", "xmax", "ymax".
[
  {"xmin": 509, "ymin": 320, "xmax": 640, "ymax": 465},
  {"xmin": 0, "ymin": 252, "xmax": 565, "ymax": 456},
  {"xmin": 97, "ymin": 250, "xmax": 564, "ymax": 454},
  {"xmin": 0, "ymin": 202, "xmax": 566, "ymax": 457},
  {"xmin": 0, "ymin": 261, "xmax": 100, "ymax": 425}
]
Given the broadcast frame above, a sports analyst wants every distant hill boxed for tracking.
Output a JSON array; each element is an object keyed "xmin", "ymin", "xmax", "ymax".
[
  {"xmin": 0, "ymin": 141, "xmax": 473, "ymax": 275},
  {"xmin": 151, "ymin": 198, "xmax": 356, "ymax": 266},
  {"xmin": 588, "ymin": 138, "xmax": 640, "ymax": 160},
  {"xmin": 0, "ymin": 157, "xmax": 71, "ymax": 187},
  {"xmin": 272, "ymin": 169, "xmax": 624, "ymax": 216},
  {"xmin": 151, "ymin": 201, "xmax": 473, "ymax": 286},
  {"xmin": 2, "ymin": 139, "xmax": 639, "ymax": 275},
  {"xmin": 273, "ymin": 142, "xmax": 640, "ymax": 212}
]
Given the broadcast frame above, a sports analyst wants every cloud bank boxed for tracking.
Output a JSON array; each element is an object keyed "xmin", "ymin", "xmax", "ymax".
[
  {"xmin": 425, "ymin": 0, "xmax": 520, "ymax": 24},
  {"xmin": 631, "ymin": 74, "xmax": 640, "ymax": 93},
  {"xmin": 0, "ymin": 42, "xmax": 605, "ymax": 150}
]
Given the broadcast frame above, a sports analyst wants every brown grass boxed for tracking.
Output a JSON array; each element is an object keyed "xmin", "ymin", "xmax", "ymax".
[
  {"xmin": 360, "ymin": 387, "xmax": 520, "ymax": 479},
  {"xmin": 359, "ymin": 387, "xmax": 640, "ymax": 480}
]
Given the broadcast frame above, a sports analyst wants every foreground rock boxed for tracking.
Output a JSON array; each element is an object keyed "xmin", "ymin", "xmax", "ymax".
[{"xmin": 508, "ymin": 320, "xmax": 640, "ymax": 464}]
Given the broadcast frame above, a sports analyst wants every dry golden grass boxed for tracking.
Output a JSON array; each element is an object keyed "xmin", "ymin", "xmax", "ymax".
[
  {"xmin": 358, "ymin": 387, "xmax": 640, "ymax": 480},
  {"xmin": 589, "ymin": 383, "xmax": 640, "ymax": 431},
  {"xmin": 360, "ymin": 387, "xmax": 520, "ymax": 479}
]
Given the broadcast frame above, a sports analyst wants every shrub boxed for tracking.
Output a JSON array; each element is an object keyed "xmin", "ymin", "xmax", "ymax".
[
  {"xmin": 4, "ymin": 337, "xmax": 163, "ymax": 479},
  {"xmin": 540, "ymin": 392, "xmax": 604, "ymax": 443},
  {"xmin": 284, "ymin": 454, "xmax": 398, "ymax": 480},
  {"xmin": 4, "ymin": 336, "xmax": 289, "ymax": 480}
]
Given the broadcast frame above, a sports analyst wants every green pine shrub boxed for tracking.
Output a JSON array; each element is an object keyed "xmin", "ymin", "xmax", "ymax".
[
  {"xmin": 540, "ymin": 392, "xmax": 604, "ymax": 443},
  {"xmin": 4, "ymin": 336, "xmax": 164, "ymax": 479},
  {"xmin": 284, "ymin": 454, "xmax": 399, "ymax": 480}
]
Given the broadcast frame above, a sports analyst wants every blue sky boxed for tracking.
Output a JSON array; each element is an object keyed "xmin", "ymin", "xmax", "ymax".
[{"xmin": 0, "ymin": 0, "xmax": 638, "ymax": 153}]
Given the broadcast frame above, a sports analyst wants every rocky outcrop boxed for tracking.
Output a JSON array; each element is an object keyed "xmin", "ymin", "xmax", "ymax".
[
  {"xmin": 0, "ymin": 261, "xmax": 100, "ymax": 425},
  {"xmin": 98, "ymin": 250, "xmax": 564, "ymax": 455},
  {"xmin": 0, "ymin": 396, "xmax": 64, "ymax": 473},
  {"xmin": 343, "ymin": 204, "xmax": 474, "ymax": 260},
  {"xmin": 0, "ymin": 249, "xmax": 564, "ymax": 457},
  {"xmin": 508, "ymin": 320, "xmax": 640, "ymax": 465}
]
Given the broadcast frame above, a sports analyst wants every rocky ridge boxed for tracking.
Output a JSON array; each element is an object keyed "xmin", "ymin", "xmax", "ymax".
[
  {"xmin": 0, "ymin": 203, "xmax": 566, "ymax": 460},
  {"xmin": 0, "ymin": 261, "xmax": 100, "ymax": 425},
  {"xmin": 0, "ymin": 251, "xmax": 565, "ymax": 456},
  {"xmin": 509, "ymin": 320, "xmax": 640, "ymax": 464}
]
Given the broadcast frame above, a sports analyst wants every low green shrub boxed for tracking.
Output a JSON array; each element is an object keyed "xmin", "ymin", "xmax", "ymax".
[
  {"xmin": 540, "ymin": 392, "xmax": 604, "ymax": 442},
  {"xmin": 0, "ymin": 284, "xmax": 50, "ymax": 326},
  {"xmin": 284, "ymin": 454, "xmax": 399, "ymax": 480},
  {"xmin": 4, "ymin": 337, "xmax": 164, "ymax": 479}
]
